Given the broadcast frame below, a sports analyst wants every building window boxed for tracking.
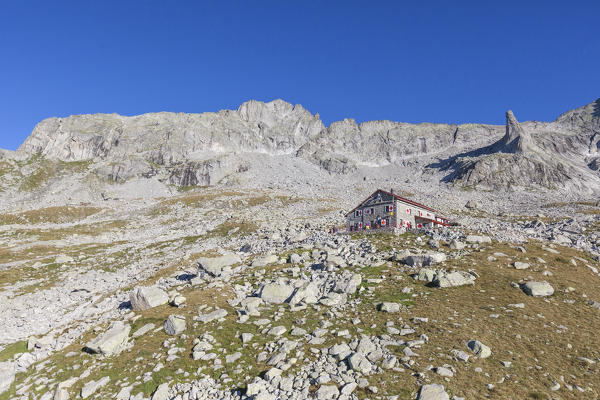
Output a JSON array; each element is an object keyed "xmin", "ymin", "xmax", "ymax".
[
  {"xmin": 370, "ymin": 208, "xmax": 374, "ymax": 215},
  {"xmin": 385, "ymin": 205, "xmax": 394, "ymax": 213},
  {"xmin": 406, "ymin": 208, "xmax": 411, "ymax": 214},
  {"xmin": 355, "ymin": 210, "xmax": 362, "ymax": 217}
]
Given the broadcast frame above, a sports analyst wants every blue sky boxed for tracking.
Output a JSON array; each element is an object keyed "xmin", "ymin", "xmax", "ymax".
[{"xmin": 1, "ymin": 1, "xmax": 598, "ymax": 150}]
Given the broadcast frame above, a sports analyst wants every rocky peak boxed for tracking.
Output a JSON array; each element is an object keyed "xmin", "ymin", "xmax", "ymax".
[
  {"xmin": 236, "ymin": 99, "xmax": 319, "ymax": 125},
  {"xmin": 555, "ymin": 98, "xmax": 600, "ymax": 131},
  {"xmin": 494, "ymin": 110, "xmax": 535, "ymax": 154}
]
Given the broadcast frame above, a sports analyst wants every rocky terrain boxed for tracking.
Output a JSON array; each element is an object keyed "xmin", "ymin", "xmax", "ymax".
[{"xmin": 0, "ymin": 98, "xmax": 599, "ymax": 400}]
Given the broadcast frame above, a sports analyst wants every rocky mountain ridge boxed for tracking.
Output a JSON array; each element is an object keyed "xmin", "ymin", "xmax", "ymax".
[{"xmin": 4, "ymin": 97, "xmax": 600, "ymax": 195}]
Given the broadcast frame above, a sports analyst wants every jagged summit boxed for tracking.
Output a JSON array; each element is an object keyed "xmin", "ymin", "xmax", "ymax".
[
  {"xmin": 492, "ymin": 110, "xmax": 535, "ymax": 154},
  {"xmin": 555, "ymin": 97, "xmax": 600, "ymax": 128}
]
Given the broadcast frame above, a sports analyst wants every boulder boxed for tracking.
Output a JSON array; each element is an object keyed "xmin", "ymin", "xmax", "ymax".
[
  {"xmin": 197, "ymin": 254, "xmax": 241, "ymax": 276},
  {"xmin": 432, "ymin": 271, "xmax": 475, "ymax": 288},
  {"xmin": 318, "ymin": 292, "xmax": 347, "ymax": 307},
  {"xmin": 521, "ymin": 281, "xmax": 554, "ymax": 297},
  {"xmin": 0, "ymin": 362, "xmax": 15, "ymax": 395},
  {"xmin": 513, "ymin": 261, "xmax": 530, "ymax": 270},
  {"xmin": 552, "ymin": 234, "xmax": 572, "ymax": 245},
  {"xmin": 252, "ymin": 254, "xmax": 279, "ymax": 267},
  {"xmin": 326, "ymin": 254, "xmax": 346, "ymax": 268},
  {"xmin": 467, "ymin": 339, "xmax": 492, "ymax": 358},
  {"xmin": 315, "ymin": 385, "xmax": 340, "ymax": 399},
  {"xmin": 399, "ymin": 252, "xmax": 446, "ymax": 267},
  {"xmin": 151, "ymin": 383, "xmax": 170, "ymax": 400},
  {"xmin": 289, "ymin": 282, "xmax": 320, "ymax": 305},
  {"xmin": 246, "ymin": 378, "xmax": 268, "ymax": 396},
  {"xmin": 268, "ymin": 326, "xmax": 287, "ymax": 336},
  {"xmin": 197, "ymin": 308, "xmax": 228, "ymax": 323},
  {"xmin": 171, "ymin": 295, "xmax": 186, "ymax": 307},
  {"xmin": 464, "ymin": 200, "xmax": 479, "ymax": 210},
  {"xmin": 329, "ymin": 343, "xmax": 352, "ymax": 361},
  {"xmin": 355, "ymin": 338, "xmax": 377, "ymax": 355},
  {"xmin": 289, "ymin": 231, "xmax": 308, "ymax": 243},
  {"xmin": 333, "ymin": 273, "xmax": 362, "ymax": 294},
  {"xmin": 347, "ymin": 352, "xmax": 373, "ymax": 374},
  {"xmin": 164, "ymin": 315, "xmax": 186, "ymax": 335},
  {"xmin": 288, "ymin": 253, "xmax": 302, "ymax": 264},
  {"xmin": 132, "ymin": 323, "xmax": 155, "ymax": 338},
  {"xmin": 378, "ymin": 302, "xmax": 400, "ymax": 312},
  {"xmin": 53, "ymin": 387, "xmax": 69, "ymax": 400},
  {"xmin": 415, "ymin": 268, "xmax": 436, "ymax": 282},
  {"xmin": 129, "ymin": 286, "xmax": 169, "ymax": 311},
  {"xmin": 260, "ymin": 283, "xmax": 294, "ymax": 304},
  {"xmin": 449, "ymin": 240, "xmax": 465, "ymax": 250},
  {"xmin": 465, "ymin": 235, "xmax": 491, "ymax": 244},
  {"xmin": 240, "ymin": 297, "xmax": 262, "ymax": 315},
  {"xmin": 80, "ymin": 376, "xmax": 110, "ymax": 398},
  {"xmin": 417, "ymin": 384, "xmax": 449, "ymax": 400},
  {"xmin": 85, "ymin": 322, "xmax": 131, "ymax": 355}
]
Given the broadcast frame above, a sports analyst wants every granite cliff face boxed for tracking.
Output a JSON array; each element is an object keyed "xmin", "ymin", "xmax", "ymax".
[{"xmin": 11, "ymin": 97, "xmax": 600, "ymax": 193}]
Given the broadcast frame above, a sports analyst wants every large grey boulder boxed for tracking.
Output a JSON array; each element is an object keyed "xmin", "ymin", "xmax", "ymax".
[
  {"xmin": 260, "ymin": 283, "xmax": 295, "ymax": 304},
  {"xmin": 252, "ymin": 254, "xmax": 279, "ymax": 267},
  {"xmin": 0, "ymin": 362, "xmax": 15, "ymax": 395},
  {"xmin": 333, "ymin": 273, "xmax": 362, "ymax": 294},
  {"xmin": 151, "ymin": 383, "xmax": 170, "ymax": 400},
  {"xmin": 315, "ymin": 385, "xmax": 340, "ymax": 399},
  {"xmin": 464, "ymin": 200, "xmax": 479, "ymax": 210},
  {"xmin": 289, "ymin": 231, "xmax": 308, "ymax": 243},
  {"xmin": 197, "ymin": 254, "xmax": 241, "ymax": 276},
  {"xmin": 466, "ymin": 235, "xmax": 491, "ymax": 244},
  {"xmin": 449, "ymin": 239, "xmax": 466, "ymax": 250},
  {"xmin": 289, "ymin": 282, "xmax": 320, "ymax": 305},
  {"xmin": 397, "ymin": 252, "xmax": 446, "ymax": 267},
  {"xmin": 378, "ymin": 302, "xmax": 400, "ymax": 313},
  {"xmin": 53, "ymin": 386, "xmax": 69, "ymax": 400},
  {"xmin": 129, "ymin": 286, "xmax": 169, "ymax": 311},
  {"xmin": 164, "ymin": 315, "xmax": 186, "ymax": 335},
  {"xmin": 85, "ymin": 322, "xmax": 131, "ymax": 355},
  {"xmin": 432, "ymin": 271, "xmax": 475, "ymax": 288},
  {"xmin": 347, "ymin": 352, "xmax": 373, "ymax": 374},
  {"xmin": 415, "ymin": 268, "xmax": 437, "ymax": 282},
  {"xmin": 196, "ymin": 308, "xmax": 228, "ymax": 323},
  {"xmin": 80, "ymin": 376, "xmax": 110, "ymax": 398},
  {"xmin": 467, "ymin": 339, "xmax": 492, "ymax": 358},
  {"xmin": 513, "ymin": 261, "xmax": 530, "ymax": 270},
  {"xmin": 318, "ymin": 292, "xmax": 347, "ymax": 307},
  {"xmin": 417, "ymin": 384, "xmax": 449, "ymax": 400},
  {"xmin": 521, "ymin": 281, "xmax": 554, "ymax": 297}
]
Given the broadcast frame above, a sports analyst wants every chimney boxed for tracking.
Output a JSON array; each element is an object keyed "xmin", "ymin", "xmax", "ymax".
[{"xmin": 390, "ymin": 188, "xmax": 394, "ymax": 195}]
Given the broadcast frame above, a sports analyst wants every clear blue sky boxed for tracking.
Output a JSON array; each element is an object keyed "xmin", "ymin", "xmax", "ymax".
[{"xmin": 1, "ymin": 1, "xmax": 599, "ymax": 150}]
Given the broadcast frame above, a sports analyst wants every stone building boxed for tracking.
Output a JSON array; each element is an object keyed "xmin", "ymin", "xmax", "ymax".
[{"xmin": 346, "ymin": 189, "xmax": 450, "ymax": 231}]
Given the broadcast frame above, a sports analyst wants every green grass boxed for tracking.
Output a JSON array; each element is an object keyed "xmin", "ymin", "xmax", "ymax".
[{"xmin": 0, "ymin": 341, "xmax": 28, "ymax": 362}]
